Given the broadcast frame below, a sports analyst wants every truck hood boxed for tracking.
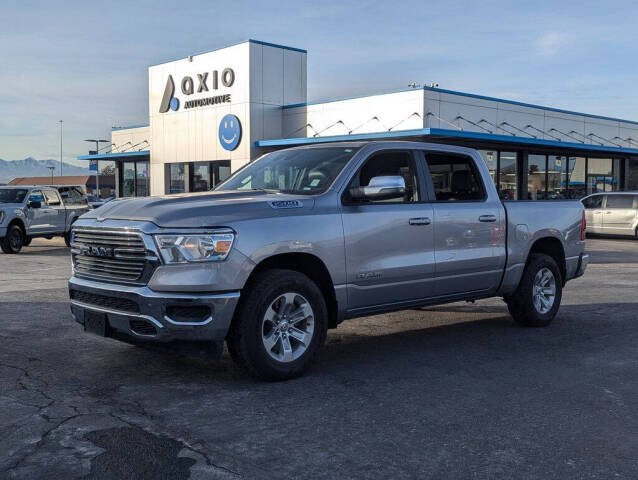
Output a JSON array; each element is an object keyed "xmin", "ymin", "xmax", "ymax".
[{"xmin": 81, "ymin": 190, "xmax": 315, "ymax": 228}]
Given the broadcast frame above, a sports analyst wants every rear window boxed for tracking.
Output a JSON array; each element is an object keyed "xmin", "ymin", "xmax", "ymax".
[
  {"xmin": 425, "ymin": 153, "xmax": 485, "ymax": 202},
  {"xmin": 606, "ymin": 195, "xmax": 635, "ymax": 209}
]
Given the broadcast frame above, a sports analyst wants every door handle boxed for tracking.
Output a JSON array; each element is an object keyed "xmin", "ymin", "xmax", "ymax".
[
  {"xmin": 479, "ymin": 215, "xmax": 497, "ymax": 222},
  {"xmin": 409, "ymin": 217, "xmax": 431, "ymax": 226}
]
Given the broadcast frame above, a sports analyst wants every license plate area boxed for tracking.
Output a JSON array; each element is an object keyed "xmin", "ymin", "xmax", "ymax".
[{"xmin": 84, "ymin": 310, "xmax": 108, "ymax": 337}]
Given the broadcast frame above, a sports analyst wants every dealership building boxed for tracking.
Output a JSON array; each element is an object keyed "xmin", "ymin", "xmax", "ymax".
[{"xmin": 79, "ymin": 39, "xmax": 638, "ymax": 199}]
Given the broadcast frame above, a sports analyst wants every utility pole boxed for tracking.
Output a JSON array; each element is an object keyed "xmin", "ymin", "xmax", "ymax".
[
  {"xmin": 59, "ymin": 120, "xmax": 63, "ymax": 176},
  {"xmin": 47, "ymin": 166, "xmax": 55, "ymax": 182}
]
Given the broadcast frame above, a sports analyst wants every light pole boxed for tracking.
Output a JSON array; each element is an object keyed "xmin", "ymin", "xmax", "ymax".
[
  {"xmin": 47, "ymin": 166, "xmax": 55, "ymax": 183},
  {"xmin": 84, "ymin": 139, "xmax": 109, "ymax": 197},
  {"xmin": 59, "ymin": 120, "xmax": 63, "ymax": 176}
]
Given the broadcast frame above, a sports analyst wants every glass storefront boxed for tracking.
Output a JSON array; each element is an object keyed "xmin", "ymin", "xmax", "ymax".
[
  {"xmin": 587, "ymin": 158, "xmax": 613, "ymax": 194},
  {"xmin": 121, "ymin": 160, "xmax": 150, "ymax": 197},
  {"xmin": 527, "ymin": 154, "xmax": 546, "ymax": 200},
  {"xmin": 169, "ymin": 163, "xmax": 185, "ymax": 194},
  {"xmin": 167, "ymin": 160, "xmax": 232, "ymax": 194},
  {"xmin": 499, "ymin": 152, "xmax": 517, "ymax": 200},
  {"xmin": 122, "ymin": 161, "xmax": 136, "ymax": 197},
  {"xmin": 566, "ymin": 157, "xmax": 587, "ymax": 199}
]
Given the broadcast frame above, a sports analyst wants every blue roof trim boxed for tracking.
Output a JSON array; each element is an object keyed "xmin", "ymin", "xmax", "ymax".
[
  {"xmin": 282, "ymin": 86, "xmax": 638, "ymax": 126},
  {"xmin": 255, "ymin": 128, "xmax": 638, "ymax": 156},
  {"xmin": 111, "ymin": 124, "xmax": 149, "ymax": 131},
  {"xmin": 77, "ymin": 150, "xmax": 150, "ymax": 160},
  {"xmin": 248, "ymin": 39, "xmax": 306, "ymax": 53}
]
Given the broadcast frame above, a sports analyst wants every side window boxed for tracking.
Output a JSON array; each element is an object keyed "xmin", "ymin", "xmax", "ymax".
[
  {"xmin": 64, "ymin": 187, "xmax": 83, "ymax": 205},
  {"xmin": 43, "ymin": 190, "xmax": 61, "ymax": 205},
  {"xmin": 606, "ymin": 195, "xmax": 634, "ymax": 209},
  {"xmin": 582, "ymin": 195, "xmax": 603, "ymax": 209},
  {"xmin": 345, "ymin": 151, "xmax": 420, "ymax": 203},
  {"xmin": 28, "ymin": 190, "xmax": 44, "ymax": 203},
  {"xmin": 425, "ymin": 153, "xmax": 485, "ymax": 201}
]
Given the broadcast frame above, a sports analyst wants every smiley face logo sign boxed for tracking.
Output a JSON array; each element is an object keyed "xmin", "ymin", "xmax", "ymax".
[{"xmin": 218, "ymin": 114, "xmax": 242, "ymax": 151}]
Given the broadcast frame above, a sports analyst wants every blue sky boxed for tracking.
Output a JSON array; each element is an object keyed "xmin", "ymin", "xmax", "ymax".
[{"xmin": 2, "ymin": 0, "xmax": 638, "ymax": 165}]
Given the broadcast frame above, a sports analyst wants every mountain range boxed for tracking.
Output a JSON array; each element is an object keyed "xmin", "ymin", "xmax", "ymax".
[{"xmin": 0, "ymin": 158, "xmax": 91, "ymax": 184}]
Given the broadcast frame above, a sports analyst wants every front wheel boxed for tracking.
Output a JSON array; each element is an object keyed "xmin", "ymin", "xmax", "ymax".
[
  {"xmin": 227, "ymin": 269, "xmax": 328, "ymax": 381},
  {"xmin": 1, "ymin": 225, "xmax": 24, "ymax": 254},
  {"xmin": 22, "ymin": 236, "xmax": 32, "ymax": 247},
  {"xmin": 505, "ymin": 253, "xmax": 562, "ymax": 327}
]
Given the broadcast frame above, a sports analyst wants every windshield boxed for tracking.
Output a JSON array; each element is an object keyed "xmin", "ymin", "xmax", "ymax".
[
  {"xmin": 0, "ymin": 189, "xmax": 28, "ymax": 204},
  {"xmin": 216, "ymin": 147, "xmax": 359, "ymax": 195}
]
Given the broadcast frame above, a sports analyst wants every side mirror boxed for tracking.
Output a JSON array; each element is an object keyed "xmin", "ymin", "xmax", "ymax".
[
  {"xmin": 349, "ymin": 176, "xmax": 406, "ymax": 200},
  {"xmin": 28, "ymin": 200, "xmax": 41, "ymax": 209}
]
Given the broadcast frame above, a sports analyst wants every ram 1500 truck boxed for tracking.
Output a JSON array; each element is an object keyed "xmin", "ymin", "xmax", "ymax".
[
  {"xmin": 68, "ymin": 142, "xmax": 589, "ymax": 380},
  {"xmin": 0, "ymin": 185, "xmax": 88, "ymax": 253}
]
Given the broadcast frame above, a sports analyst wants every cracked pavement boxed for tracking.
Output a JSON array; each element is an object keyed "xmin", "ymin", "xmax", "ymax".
[{"xmin": 1, "ymin": 236, "xmax": 638, "ymax": 479}]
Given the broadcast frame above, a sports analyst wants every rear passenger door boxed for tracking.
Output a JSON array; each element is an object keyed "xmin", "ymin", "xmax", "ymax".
[
  {"xmin": 341, "ymin": 149, "xmax": 436, "ymax": 311},
  {"xmin": 421, "ymin": 151, "xmax": 505, "ymax": 297},
  {"xmin": 602, "ymin": 194, "xmax": 637, "ymax": 235}
]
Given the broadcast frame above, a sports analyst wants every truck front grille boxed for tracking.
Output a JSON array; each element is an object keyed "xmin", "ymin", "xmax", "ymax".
[
  {"xmin": 69, "ymin": 290, "xmax": 140, "ymax": 313},
  {"xmin": 71, "ymin": 228, "xmax": 154, "ymax": 285}
]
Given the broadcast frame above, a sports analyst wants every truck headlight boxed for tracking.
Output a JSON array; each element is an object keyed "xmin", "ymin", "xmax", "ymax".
[{"xmin": 154, "ymin": 233, "xmax": 234, "ymax": 263}]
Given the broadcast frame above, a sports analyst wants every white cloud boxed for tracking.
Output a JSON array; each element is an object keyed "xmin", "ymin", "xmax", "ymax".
[{"xmin": 536, "ymin": 32, "xmax": 572, "ymax": 57}]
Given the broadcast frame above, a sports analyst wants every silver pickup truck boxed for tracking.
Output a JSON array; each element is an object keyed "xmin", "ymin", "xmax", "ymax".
[
  {"xmin": 68, "ymin": 142, "xmax": 588, "ymax": 380},
  {"xmin": 0, "ymin": 185, "xmax": 88, "ymax": 253}
]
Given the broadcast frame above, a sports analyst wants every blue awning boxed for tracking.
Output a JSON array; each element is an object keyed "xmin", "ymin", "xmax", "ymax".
[
  {"xmin": 255, "ymin": 128, "xmax": 638, "ymax": 157},
  {"xmin": 77, "ymin": 150, "xmax": 150, "ymax": 161}
]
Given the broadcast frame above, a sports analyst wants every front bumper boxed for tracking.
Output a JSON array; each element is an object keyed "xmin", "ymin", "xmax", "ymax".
[{"xmin": 69, "ymin": 276, "xmax": 240, "ymax": 351}]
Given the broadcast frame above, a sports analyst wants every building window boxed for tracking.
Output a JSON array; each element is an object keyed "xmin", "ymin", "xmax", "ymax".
[
  {"xmin": 527, "ymin": 154, "xmax": 547, "ymax": 200},
  {"xmin": 477, "ymin": 150, "xmax": 497, "ymax": 190},
  {"xmin": 191, "ymin": 162, "xmax": 211, "ymax": 192},
  {"xmin": 566, "ymin": 157, "xmax": 586, "ymax": 199},
  {"xmin": 136, "ymin": 161, "xmax": 150, "ymax": 197},
  {"xmin": 499, "ymin": 151, "xmax": 517, "ymax": 200},
  {"xmin": 587, "ymin": 158, "xmax": 613, "ymax": 194},
  {"xmin": 169, "ymin": 163, "xmax": 185, "ymax": 194},
  {"xmin": 122, "ymin": 161, "xmax": 136, "ymax": 197},
  {"xmin": 627, "ymin": 159, "xmax": 638, "ymax": 190},
  {"xmin": 547, "ymin": 155, "xmax": 566, "ymax": 199}
]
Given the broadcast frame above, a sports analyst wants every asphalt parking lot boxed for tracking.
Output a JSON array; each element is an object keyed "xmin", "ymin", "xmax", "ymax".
[{"xmin": 1, "ymin": 236, "xmax": 637, "ymax": 479}]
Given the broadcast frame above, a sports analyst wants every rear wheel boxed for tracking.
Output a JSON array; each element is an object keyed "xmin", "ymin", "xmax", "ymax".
[
  {"xmin": 1, "ymin": 225, "xmax": 24, "ymax": 254},
  {"xmin": 227, "ymin": 269, "xmax": 328, "ymax": 381},
  {"xmin": 505, "ymin": 253, "xmax": 562, "ymax": 327}
]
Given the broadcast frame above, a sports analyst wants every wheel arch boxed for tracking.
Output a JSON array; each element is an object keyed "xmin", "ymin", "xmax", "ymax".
[
  {"xmin": 243, "ymin": 252, "xmax": 339, "ymax": 329},
  {"xmin": 527, "ymin": 236, "xmax": 566, "ymax": 284},
  {"xmin": 7, "ymin": 217, "xmax": 26, "ymax": 236}
]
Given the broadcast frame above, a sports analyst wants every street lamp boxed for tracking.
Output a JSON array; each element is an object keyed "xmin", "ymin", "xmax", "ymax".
[
  {"xmin": 59, "ymin": 120, "xmax": 63, "ymax": 176},
  {"xmin": 84, "ymin": 139, "xmax": 109, "ymax": 197},
  {"xmin": 47, "ymin": 166, "xmax": 55, "ymax": 182}
]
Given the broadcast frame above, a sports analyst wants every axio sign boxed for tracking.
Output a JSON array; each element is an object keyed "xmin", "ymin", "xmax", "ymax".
[{"xmin": 159, "ymin": 68, "xmax": 235, "ymax": 113}]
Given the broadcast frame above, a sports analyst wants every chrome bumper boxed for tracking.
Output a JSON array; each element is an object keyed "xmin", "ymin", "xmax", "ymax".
[{"xmin": 68, "ymin": 276, "xmax": 240, "ymax": 347}]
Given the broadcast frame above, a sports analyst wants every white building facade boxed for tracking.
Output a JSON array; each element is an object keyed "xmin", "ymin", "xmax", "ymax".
[{"xmin": 80, "ymin": 39, "xmax": 638, "ymax": 200}]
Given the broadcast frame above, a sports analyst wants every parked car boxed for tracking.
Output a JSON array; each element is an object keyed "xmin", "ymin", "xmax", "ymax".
[
  {"xmin": 582, "ymin": 192, "xmax": 638, "ymax": 238},
  {"xmin": 0, "ymin": 185, "xmax": 89, "ymax": 253},
  {"xmin": 68, "ymin": 142, "xmax": 588, "ymax": 380}
]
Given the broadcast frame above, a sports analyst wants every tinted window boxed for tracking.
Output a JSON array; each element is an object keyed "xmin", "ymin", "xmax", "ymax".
[
  {"xmin": 606, "ymin": 195, "xmax": 634, "ymax": 209},
  {"xmin": 425, "ymin": 153, "xmax": 485, "ymax": 201},
  {"xmin": 582, "ymin": 195, "xmax": 603, "ymax": 209},
  {"xmin": 0, "ymin": 189, "xmax": 28, "ymax": 203},
  {"xmin": 345, "ymin": 151, "xmax": 419, "ymax": 203}
]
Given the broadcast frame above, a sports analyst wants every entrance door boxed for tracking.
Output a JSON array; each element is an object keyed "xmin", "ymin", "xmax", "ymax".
[
  {"xmin": 582, "ymin": 194, "xmax": 604, "ymax": 233},
  {"xmin": 341, "ymin": 150, "xmax": 435, "ymax": 311}
]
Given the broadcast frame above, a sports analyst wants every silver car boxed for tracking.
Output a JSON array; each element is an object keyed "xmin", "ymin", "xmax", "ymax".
[{"xmin": 582, "ymin": 192, "xmax": 638, "ymax": 238}]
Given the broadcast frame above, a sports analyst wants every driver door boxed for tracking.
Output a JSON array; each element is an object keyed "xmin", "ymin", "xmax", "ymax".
[
  {"xmin": 340, "ymin": 149, "xmax": 435, "ymax": 313},
  {"xmin": 25, "ymin": 190, "xmax": 47, "ymax": 235}
]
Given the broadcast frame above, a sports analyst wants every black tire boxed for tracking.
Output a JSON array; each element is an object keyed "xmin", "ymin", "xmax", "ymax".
[
  {"xmin": 227, "ymin": 269, "xmax": 328, "ymax": 381},
  {"xmin": 505, "ymin": 253, "xmax": 562, "ymax": 327},
  {"xmin": 1, "ymin": 224, "xmax": 24, "ymax": 254},
  {"xmin": 22, "ymin": 236, "xmax": 32, "ymax": 247}
]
